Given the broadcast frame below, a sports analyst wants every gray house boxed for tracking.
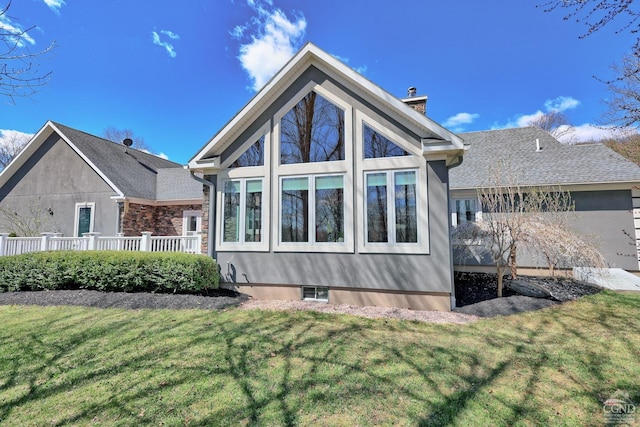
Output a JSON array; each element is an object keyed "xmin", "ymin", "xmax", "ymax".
[
  {"xmin": 189, "ymin": 43, "xmax": 466, "ymax": 310},
  {"xmin": 0, "ymin": 121, "xmax": 203, "ymax": 238},
  {"xmin": 450, "ymin": 126, "xmax": 640, "ymax": 272}
]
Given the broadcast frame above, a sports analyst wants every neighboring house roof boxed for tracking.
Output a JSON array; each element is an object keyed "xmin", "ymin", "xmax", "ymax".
[
  {"xmin": 450, "ymin": 126, "xmax": 640, "ymax": 190},
  {"xmin": 0, "ymin": 121, "xmax": 202, "ymax": 202},
  {"xmin": 189, "ymin": 42, "xmax": 465, "ymax": 171}
]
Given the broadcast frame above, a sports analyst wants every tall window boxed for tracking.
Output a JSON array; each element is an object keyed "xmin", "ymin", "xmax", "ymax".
[
  {"xmin": 366, "ymin": 171, "xmax": 418, "ymax": 244},
  {"xmin": 74, "ymin": 202, "xmax": 95, "ymax": 237},
  {"xmin": 280, "ymin": 92, "xmax": 345, "ymax": 164},
  {"xmin": 363, "ymin": 124, "xmax": 409, "ymax": 158},
  {"xmin": 222, "ymin": 179, "xmax": 263, "ymax": 243},
  {"xmin": 281, "ymin": 175, "xmax": 344, "ymax": 243}
]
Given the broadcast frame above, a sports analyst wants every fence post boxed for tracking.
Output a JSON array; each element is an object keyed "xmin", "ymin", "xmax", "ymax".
[
  {"xmin": 140, "ymin": 232, "xmax": 152, "ymax": 252},
  {"xmin": 40, "ymin": 233, "xmax": 53, "ymax": 252},
  {"xmin": 117, "ymin": 233, "xmax": 124, "ymax": 251},
  {"xmin": 82, "ymin": 232, "xmax": 101, "ymax": 250},
  {"xmin": 196, "ymin": 233, "xmax": 203, "ymax": 254},
  {"xmin": 0, "ymin": 233, "xmax": 7, "ymax": 256}
]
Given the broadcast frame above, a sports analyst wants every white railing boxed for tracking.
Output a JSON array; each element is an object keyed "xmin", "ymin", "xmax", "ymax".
[{"xmin": 0, "ymin": 232, "xmax": 202, "ymax": 256}]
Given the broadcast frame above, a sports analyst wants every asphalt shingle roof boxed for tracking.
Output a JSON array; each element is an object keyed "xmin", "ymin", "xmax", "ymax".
[
  {"xmin": 52, "ymin": 122, "xmax": 202, "ymax": 201},
  {"xmin": 450, "ymin": 127, "xmax": 640, "ymax": 189}
]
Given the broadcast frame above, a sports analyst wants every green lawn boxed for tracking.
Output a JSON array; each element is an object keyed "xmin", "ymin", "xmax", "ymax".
[{"xmin": 0, "ymin": 291, "xmax": 638, "ymax": 426}]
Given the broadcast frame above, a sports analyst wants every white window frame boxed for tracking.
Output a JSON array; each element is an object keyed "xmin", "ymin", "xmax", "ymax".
[
  {"xmin": 273, "ymin": 81, "xmax": 354, "ymax": 253},
  {"xmin": 277, "ymin": 173, "xmax": 351, "ymax": 252},
  {"xmin": 450, "ymin": 197, "xmax": 482, "ymax": 227},
  {"xmin": 218, "ymin": 177, "xmax": 267, "ymax": 251},
  {"xmin": 74, "ymin": 202, "xmax": 95, "ymax": 237},
  {"xmin": 355, "ymin": 110, "xmax": 429, "ymax": 254},
  {"xmin": 182, "ymin": 210, "xmax": 202, "ymax": 236},
  {"xmin": 216, "ymin": 122, "xmax": 270, "ymax": 252},
  {"xmin": 301, "ymin": 286, "xmax": 329, "ymax": 302}
]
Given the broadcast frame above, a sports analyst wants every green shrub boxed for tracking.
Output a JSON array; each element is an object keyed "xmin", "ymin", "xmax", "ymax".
[{"xmin": 0, "ymin": 251, "xmax": 219, "ymax": 293}]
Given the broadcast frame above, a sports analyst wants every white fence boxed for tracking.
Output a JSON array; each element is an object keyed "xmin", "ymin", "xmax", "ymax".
[{"xmin": 0, "ymin": 232, "xmax": 201, "ymax": 256}]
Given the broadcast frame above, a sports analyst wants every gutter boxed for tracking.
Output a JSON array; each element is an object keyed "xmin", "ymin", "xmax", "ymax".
[
  {"xmin": 446, "ymin": 155, "xmax": 464, "ymax": 310},
  {"xmin": 190, "ymin": 172, "xmax": 216, "ymax": 258}
]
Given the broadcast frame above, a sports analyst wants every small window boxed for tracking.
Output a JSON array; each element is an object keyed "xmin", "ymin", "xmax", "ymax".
[
  {"xmin": 280, "ymin": 91, "xmax": 345, "ymax": 164},
  {"xmin": 452, "ymin": 199, "xmax": 480, "ymax": 227},
  {"xmin": 302, "ymin": 286, "xmax": 329, "ymax": 302},
  {"xmin": 230, "ymin": 136, "xmax": 265, "ymax": 168},
  {"xmin": 363, "ymin": 124, "xmax": 409, "ymax": 158},
  {"xmin": 183, "ymin": 210, "xmax": 202, "ymax": 236}
]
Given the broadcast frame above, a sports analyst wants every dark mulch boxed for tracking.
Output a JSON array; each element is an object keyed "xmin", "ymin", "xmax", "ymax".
[
  {"xmin": 0, "ymin": 273, "xmax": 603, "ymax": 317},
  {"xmin": 454, "ymin": 272, "xmax": 603, "ymax": 317},
  {"xmin": 0, "ymin": 288, "xmax": 249, "ymax": 311}
]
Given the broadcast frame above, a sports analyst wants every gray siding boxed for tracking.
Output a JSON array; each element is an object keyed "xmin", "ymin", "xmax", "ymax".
[
  {"xmin": 216, "ymin": 160, "xmax": 453, "ymax": 294},
  {"xmin": 453, "ymin": 189, "xmax": 638, "ymax": 271},
  {"xmin": 0, "ymin": 133, "xmax": 119, "ymax": 236}
]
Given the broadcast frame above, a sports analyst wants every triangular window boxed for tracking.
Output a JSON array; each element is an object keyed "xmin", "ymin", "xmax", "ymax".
[
  {"xmin": 230, "ymin": 135, "xmax": 265, "ymax": 168},
  {"xmin": 280, "ymin": 92, "xmax": 345, "ymax": 164},
  {"xmin": 363, "ymin": 124, "xmax": 409, "ymax": 158}
]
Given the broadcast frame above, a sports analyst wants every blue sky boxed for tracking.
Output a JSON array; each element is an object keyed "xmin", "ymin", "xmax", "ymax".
[{"xmin": 0, "ymin": 0, "xmax": 634, "ymax": 164}]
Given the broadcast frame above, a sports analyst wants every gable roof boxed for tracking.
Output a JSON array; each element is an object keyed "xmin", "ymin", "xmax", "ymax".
[
  {"xmin": 450, "ymin": 126, "xmax": 640, "ymax": 190},
  {"xmin": 189, "ymin": 42, "xmax": 465, "ymax": 171},
  {"xmin": 0, "ymin": 121, "xmax": 202, "ymax": 202}
]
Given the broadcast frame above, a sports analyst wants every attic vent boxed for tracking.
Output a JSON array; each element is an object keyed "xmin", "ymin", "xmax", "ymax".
[
  {"xmin": 407, "ymin": 86, "xmax": 417, "ymax": 97},
  {"xmin": 122, "ymin": 138, "xmax": 133, "ymax": 147}
]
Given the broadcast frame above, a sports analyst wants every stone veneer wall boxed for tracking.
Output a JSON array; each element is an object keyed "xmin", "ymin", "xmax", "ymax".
[{"xmin": 121, "ymin": 202, "xmax": 202, "ymax": 237}]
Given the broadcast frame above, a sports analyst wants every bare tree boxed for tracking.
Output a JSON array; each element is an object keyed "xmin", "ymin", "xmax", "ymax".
[
  {"xmin": 453, "ymin": 162, "xmax": 606, "ymax": 296},
  {"xmin": 528, "ymin": 111, "xmax": 576, "ymax": 143},
  {"xmin": 602, "ymin": 132, "xmax": 640, "ymax": 165},
  {"xmin": 0, "ymin": 198, "xmax": 57, "ymax": 236},
  {"xmin": 540, "ymin": 0, "xmax": 640, "ymax": 55},
  {"xmin": 601, "ymin": 52, "xmax": 640, "ymax": 130},
  {"xmin": 1, "ymin": 1, "xmax": 55, "ymax": 102},
  {"xmin": 0, "ymin": 129, "xmax": 30, "ymax": 169},
  {"xmin": 102, "ymin": 127, "xmax": 151, "ymax": 152}
]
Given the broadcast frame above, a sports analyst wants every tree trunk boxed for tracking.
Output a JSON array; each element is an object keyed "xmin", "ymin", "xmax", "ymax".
[{"xmin": 509, "ymin": 245, "xmax": 517, "ymax": 279}]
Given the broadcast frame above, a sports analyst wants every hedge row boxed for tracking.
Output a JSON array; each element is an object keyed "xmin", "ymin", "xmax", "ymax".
[{"xmin": 0, "ymin": 251, "xmax": 219, "ymax": 294}]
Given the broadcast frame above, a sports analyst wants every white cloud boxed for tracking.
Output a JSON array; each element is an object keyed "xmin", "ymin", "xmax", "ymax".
[
  {"xmin": 494, "ymin": 96, "xmax": 581, "ymax": 130},
  {"xmin": 443, "ymin": 112, "xmax": 480, "ymax": 131},
  {"xmin": 161, "ymin": 30, "xmax": 180, "ymax": 40},
  {"xmin": 43, "ymin": 0, "xmax": 65, "ymax": 14},
  {"xmin": 544, "ymin": 96, "xmax": 580, "ymax": 112},
  {"xmin": 233, "ymin": 1, "xmax": 307, "ymax": 91},
  {"xmin": 561, "ymin": 124, "xmax": 626, "ymax": 142},
  {"xmin": 151, "ymin": 30, "xmax": 179, "ymax": 58},
  {"xmin": 0, "ymin": 15, "xmax": 36, "ymax": 48}
]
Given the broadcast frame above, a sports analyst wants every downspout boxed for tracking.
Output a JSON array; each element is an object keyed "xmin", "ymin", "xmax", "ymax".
[
  {"xmin": 447, "ymin": 154, "xmax": 464, "ymax": 310},
  {"xmin": 190, "ymin": 173, "xmax": 216, "ymax": 258}
]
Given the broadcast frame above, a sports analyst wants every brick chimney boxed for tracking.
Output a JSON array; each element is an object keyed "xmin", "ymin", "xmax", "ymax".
[{"xmin": 401, "ymin": 86, "xmax": 427, "ymax": 115}]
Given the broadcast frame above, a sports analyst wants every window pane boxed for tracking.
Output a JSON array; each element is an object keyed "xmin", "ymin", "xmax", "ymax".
[
  {"xmin": 282, "ymin": 177, "xmax": 309, "ymax": 242},
  {"xmin": 78, "ymin": 207, "xmax": 92, "ymax": 237},
  {"xmin": 245, "ymin": 180, "xmax": 262, "ymax": 242},
  {"xmin": 187, "ymin": 216, "xmax": 198, "ymax": 232},
  {"xmin": 395, "ymin": 171, "xmax": 418, "ymax": 243},
  {"xmin": 230, "ymin": 136, "xmax": 265, "ymax": 168},
  {"xmin": 316, "ymin": 176, "xmax": 344, "ymax": 242},
  {"xmin": 366, "ymin": 173, "xmax": 388, "ymax": 242},
  {"xmin": 223, "ymin": 181, "xmax": 240, "ymax": 242},
  {"xmin": 455, "ymin": 199, "xmax": 477, "ymax": 225},
  {"xmin": 363, "ymin": 124, "xmax": 409, "ymax": 158},
  {"xmin": 280, "ymin": 92, "xmax": 345, "ymax": 164}
]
